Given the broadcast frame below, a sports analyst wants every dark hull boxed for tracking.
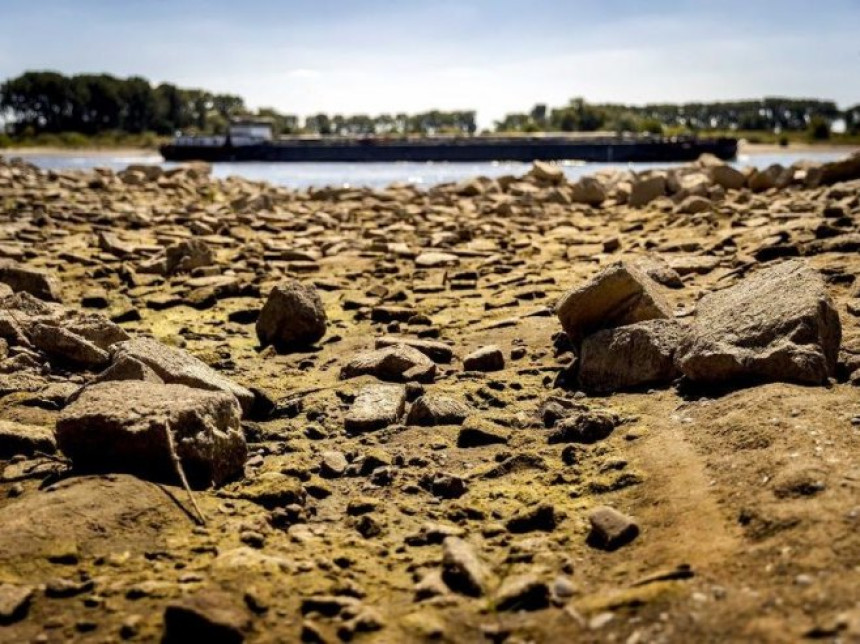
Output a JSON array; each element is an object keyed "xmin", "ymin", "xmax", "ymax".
[{"xmin": 160, "ymin": 136, "xmax": 737, "ymax": 164}]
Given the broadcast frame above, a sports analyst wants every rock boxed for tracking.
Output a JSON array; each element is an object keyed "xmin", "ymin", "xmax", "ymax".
[
  {"xmin": 163, "ymin": 590, "xmax": 251, "ymax": 644},
  {"xmin": 506, "ymin": 503, "xmax": 557, "ymax": 533},
  {"xmin": 430, "ymin": 473, "xmax": 467, "ymax": 499},
  {"xmin": 677, "ymin": 260, "xmax": 841, "ymax": 386},
  {"xmin": 65, "ymin": 314, "xmax": 130, "ymax": 349},
  {"xmin": 441, "ymin": 537, "xmax": 494, "ymax": 597},
  {"xmin": 320, "ymin": 450, "xmax": 349, "ymax": 478},
  {"xmin": 629, "ymin": 176, "xmax": 666, "ymax": 207},
  {"xmin": 0, "ymin": 261, "xmax": 62, "ymax": 301},
  {"xmin": 111, "ymin": 338, "xmax": 254, "ymax": 414},
  {"xmin": 494, "ymin": 575, "xmax": 550, "ymax": 612},
  {"xmin": 235, "ymin": 472, "xmax": 306, "ymax": 509},
  {"xmin": 414, "ymin": 252, "xmax": 460, "ymax": 268},
  {"xmin": 91, "ymin": 354, "xmax": 164, "ymax": 385},
  {"xmin": 569, "ymin": 176, "xmax": 606, "ymax": 206},
  {"xmin": 165, "ymin": 239, "xmax": 215, "ymax": 275},
  {"xmin": 818, "ymin": 151, "xmax": 860, "ymax": 185},
  {"xmin": 675, "ymin": 195, "xmax": 712, "ymax": 214},
  {"xmin": 587, "ymin": 506, "xmax": 639, "ymax": 551},
  {"xmin": 457, "ymin": 419, "xmax": 508, "ymax": 447},
  {"xmin": 340, "ymin": 344, "xmax": 436, "ymax": 383},
  {"xmin": 556, "ymin": 261, "xmax": 672, "ymax": 342},
  {"xmin": 530, "ymin": 160, "xmax": 564, "ymax": 184},
  {"xmin": 344, "ymin": 384, "xmax": 406, "ymax": 433},
  {"xmin": 0, "ymin": 420, "xmax": 56, "ymax": 457},
  {"xmin": 375, "ymin": 337, "xmax": 453, "ymax": 363},
  {"xmin": 56, "ymin": 381, "xmax": 247, "ymax": 487},
  {"xmin": 748, "ymin": 164, "xmax": 783, "ymax": 191},
  {"xmin": 708, "ymin": 164, "xmax": 746, "ymax": 190},
  {"xmin": 407, "ymin": 394, "xmax": 470, "ymax": 426},
  {"xmin": 548, "ymin": 410, "xmax": 617, "ymax": 444},
  {"xmin": 255, "ymin": 280, "xmax": 327, "ymax": 351},
  {"xmin": 0, "ymin": 583, "xmax": 34, "ymax": 624},
  {"xmin": 462, "ymin": 345, "xmax": 505, "ymax": 372},
  {"xmin": 28, "ymin": 323, "xmax": 110, "ymax": 369},
  {"xmin": 578, "ymin": 319, "xmax": 685, "ymax": 393}
]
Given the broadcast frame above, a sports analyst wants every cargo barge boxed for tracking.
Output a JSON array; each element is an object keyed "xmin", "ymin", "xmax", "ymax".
[{"xmin": 160, "ymin": 119, "xmax": 738, "ymax": 164}]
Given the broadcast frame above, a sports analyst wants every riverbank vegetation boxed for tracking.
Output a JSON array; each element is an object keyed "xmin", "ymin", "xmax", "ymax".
[{"xmin": 2, "ymin": 71, "xmax": 859, "ymax": 149}]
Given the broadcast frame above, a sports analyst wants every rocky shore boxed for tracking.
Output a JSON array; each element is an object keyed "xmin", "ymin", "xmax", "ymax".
[{"xmin": 0, "ymin": 150, "xmax": 858, "ymax": 642}]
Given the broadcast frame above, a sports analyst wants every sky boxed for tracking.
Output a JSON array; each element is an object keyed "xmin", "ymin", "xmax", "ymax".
[{"xmin": 0, "ymin": 0, "xmax": 858, "ymax": 127}]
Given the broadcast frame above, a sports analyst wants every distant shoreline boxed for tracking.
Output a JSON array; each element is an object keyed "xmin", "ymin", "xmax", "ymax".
[{"xmin": 2, "ymin": 141, "xmax": 858, "ymax": 161}]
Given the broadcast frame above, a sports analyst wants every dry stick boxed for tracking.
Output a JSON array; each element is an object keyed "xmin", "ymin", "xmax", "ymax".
[{"xmin": 164, "ymin": 427, "xmax": 207, "ymax": 526}]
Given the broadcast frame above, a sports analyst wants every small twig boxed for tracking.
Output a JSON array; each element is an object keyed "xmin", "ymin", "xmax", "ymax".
[{"xmin": 164, "ymin": 428, "xmax": 207, "ymax": 526}]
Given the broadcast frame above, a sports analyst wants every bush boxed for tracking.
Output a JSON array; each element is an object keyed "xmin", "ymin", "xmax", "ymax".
[
  {"xmin": 808, "ymin": 117, "xmax": 830, "ymax": 140},
  {"xmin": 778, "ymin": 135, "xmax": 789, "ymax": 147},
  {"xmin": 0, "ymin": 133, "xmax": 12, "ymax": 148}
]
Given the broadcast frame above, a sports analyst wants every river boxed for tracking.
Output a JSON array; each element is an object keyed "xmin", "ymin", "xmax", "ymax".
[{"xmin": 5, "ymin": 149, "xmax": 854, "ymax": 190}]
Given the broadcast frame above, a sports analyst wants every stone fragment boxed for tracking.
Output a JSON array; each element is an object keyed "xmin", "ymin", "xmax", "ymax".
[
  {"xmin": 111, "ymin": 338, "xmax": 254, "ymax": 413},
  {"xmin": 556, "ymin": 262, "xmax": 672, "ymax": 342},
  {"xmin": 320, "ymin": 451, "xmax": 348, "ymax": 478},
  {"xmin": 340, "ymin": 344, "xmax": 436, "ymax": 383},
  {"xmin": 0, "ymin": 420, "xmax": 56, "ymax": 457},
  {"xmin": 441, "ymin": 537, "xmax": 494, "ymax": 597},
  {"xmin": 548, "ymin": 410, "xmax": 617, "ymax": 444},
  {"xmin": 529, "ymin": 160, "xmax": 564, "ymax": 184},
  {"xmin": 462, "ymin": 345, "xmax": 505, "ymax": 372},
  {"xmin": 457, "ymin": 419, "xmax": 508, "ymax": 448},
  {"xmin": 675, "ymin": 195, "xmax": 711, "ymax": 214},
  {"xmin": 0, "ymin": 261, "xmax": 62, "ymax": 302},
  {"xmin": 628, "ymin": 176, "xmax": 666, "ymax": 207},
  {"xmin": 818, "ymin": 151, "xmax": 860, "ymax": 185},
  {"xmin": 494, "ymin": 575, "xmax": 550, "ymax": 612},
  {"xmin": 587, "ymin": 506, "xmax": 639, "ymax": 551},
  {"xmin": 414, "ymin": 252, "xmax": 459, "ymax": 268},
  {"xmin": 163, "ymin": 590, "xmax": 251, "ymax": 644},
  {"xmin": 28, "ymin": 323, "xmax": 110, "ymax": 369},
  {"xmin": 406, "ymin": 394, "xmax": 470, "ymax": 426},
  {"xmin": 256, "ymin": 280, "xmax": 327, "ymax": 351},
  {"xmin": 235, "ymin": 472, "xmax": 306, "ymax": 509},
  {"xmin": 578, "ymin": 319, "xmax": 685, "ymax": 393},
  {"xmin": 708, "ymin": 164, "xmax": 746, "ymax": 190},
  {"xmin": 677, "ymin": 260, "xmax": 841, "ymax": 385},
  {"xmin": 56, "ymin": 381, "xmax": 247, "ymax": 487},
  {"xmin": 569, "ymin": 176, "xmax": 606, "ymax": 206},
  {"xmin": 0, "ymin": 583, "xmax": 34, "ymax": 625},
  {"xmin": 92, "ymin": 354, "xmax": 164, "ymax": 385},
  {"xmin": 165, "ymin": 239, "xmax": 214, "ymax": 275},
  {"xmin": 344, "ymin": 384, "xmax": 406, "ymax": 433},
  {"xmin": 505, "ymin": 503, "xmax": 557, "ymax": 533},
  {"xmin": 375, "ymin": 337, "xmax": 453, "ymax": 363}
]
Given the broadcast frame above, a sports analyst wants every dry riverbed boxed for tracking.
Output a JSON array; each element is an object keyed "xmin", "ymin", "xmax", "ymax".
[{"xmin": 0, "ymin": 152, "xmax": 858, "ymax": 643}]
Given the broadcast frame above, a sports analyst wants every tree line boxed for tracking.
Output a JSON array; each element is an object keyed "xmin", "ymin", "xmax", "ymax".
[{"xmin": 1, "ymin": 71, "xmax": 858, "ymax": 140}]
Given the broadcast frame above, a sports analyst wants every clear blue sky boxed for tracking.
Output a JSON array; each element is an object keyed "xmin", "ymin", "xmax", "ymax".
[{"xmin": 1, "ymin": 0, "xmax": 857, "ymax": 126}]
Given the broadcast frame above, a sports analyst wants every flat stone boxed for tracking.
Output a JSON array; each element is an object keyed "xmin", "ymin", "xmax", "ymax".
[
  {"xmin": 344, "ymin": 384, "xmax": 406, "ymax": 433},
  {"xmin": 110, "ymin": 337, "xmax": 254, "ymax": 414},
  {"xmin": 587, "ymin": 506, "xmax": 639, "ymax": 551},
  {"xmin": 415, "ymin": 252, "xmax": 460, "ymax": 268},
  {"xmin": 163, "ymin": 590, "xmax": 251, "ymax": 644},
  {"xmin": 256, "ymin": 280, "xmax": 327, "ymax": 351},
  {"xmin": 677, "ymin": 260, "xmax": 841, "ymax": 386},
  {"xmin": 28, "ymin": 323, "xmax": 110, "ymax": 369},
  {"xmin": 56, "ymin": 381, "xmax": 247, "ymax": 488},
  {"xmin": 0, "ymin": 420, "xmax": 56, "ymax": 458},
  {"xmin": 0, "ymin": 261, "xmax": 62, "ymax": 302},
  {"xmin": 578, "ymin": 319, "xmax": 685, "ymax": 393},
  {"xmin": 0, "ymin": 583, "xmax": 34, "ymax": 624},
  {"xmin": 556, "ymin": 261, "xmax": 672, "ymax": 342},
  {"xmin": 441, "ymin": 537, "xmax": 495, "ymax": 597},
  {"xmin": 406, "ymin": 394, "xmax": 470, "ymax": 426},
  {"xmin": 340, "ymin": 344, "xmax": 436, "ymax": 383},
  {"xmin": 462, "ymin": 345, "xmax": 505, "ymax": 372},
  {"xmin": 375, "ymin": 337, "xmax": 453, "ymax": 363}
]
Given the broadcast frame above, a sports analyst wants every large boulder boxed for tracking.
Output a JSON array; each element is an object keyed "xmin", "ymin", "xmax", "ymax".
[
  {"xmin": 556, "ymin": 261, "xmax": 672, "ymax": 343},
  {"xmin": 110, "ymin": 338, "xmax": 254, "ymax": 414},
  {"xmin": 255, "ymin": 280, "xmax": 327, "ymax": 351},
  {"xmin": 56, "ymin": 381, "xmax": 247, "ymax": 487},
  {"xmin": 578, "ymin": 319, "xmax": 686, "ymax": 393},
  {"xmin": 0, "ymin": 262, "xmax": 62, "ymax": 302},
  {"xmin": 677, "ymin": 260, "xmax": 841, "ymax": 386}
]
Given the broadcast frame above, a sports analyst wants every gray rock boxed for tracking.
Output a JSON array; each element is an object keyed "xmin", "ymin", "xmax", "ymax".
[
  {"xmin": 28, "ymin": 323, "xmax": 110, "ymax": 369},
  {"xmin": 320, "ymin": 450, "xmax": 349, "ymax": 478},
  {"xmin": 407, "ymin": 394, "xmax": 470, "ymax": 426},
  {"xmin": 579, "ymin": 319, "xmax": 685, "ymax": 393},
  {"xmin": 375, "ymin": 337, "xmax": 453, "ymax": 363},
  {"xmin": 56, "ymin": 381, "xmax": 247, "ymax": 488},
  {"xmin": 677, "ymin": 260, "xmax": 841, "ymax": 385},
  {"xmin": 340, "ymin": 344, "xmax": 436, "ymax": 383},
  {"xmin": 0, "ymin": 583, "xmax": 34, "ymax": 625},
  {"xmin": 344, "ymin": 384, "xmax": 406, "ymax": 433},
  {"xmin": 0, "ymin": 261, "xmax": 62, "ymax": 302},
  {"xmin": 163, "ymin": 590, "xmax": 251, "ymax": 644},
  {"xmin": 462, "ymin": 345, "xmax": 505, "ymax": 372},
  {"xmin": 628, "ymin": 176, "xmax": 666, "ymax": 207},
  {"xmin": 587, "ymin": 506, "xmax": 639, "ymax": 551},
  {"xmin": 556, "ymin": 261, "xmax": 672, "ymax": 343},
  {"xmin": 255, "ymin": 280, "xmax": 327, "ymax": 351},
  {"xmin": 111, "ymin": 337, "xmax": 254, "ymax": 414},
  {"xmin": 441, "ymin": 537, "xmax": 495, "ymax": 597},
  {"xmin": 165, "ymin": 239, "xmax": 215, "ymax": 275},
  {"xmin": 92, "ymin": 354, "xmax": 164, "ymax": 385},
  {"xmin": 0, "ymin": 420, "xmax": 56, "ymax": 457}
]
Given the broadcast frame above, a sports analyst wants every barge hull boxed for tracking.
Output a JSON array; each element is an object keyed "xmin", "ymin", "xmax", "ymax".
[{"xmin": 160, "ymin": 137, "xmax": 737, "ymax": 163}]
